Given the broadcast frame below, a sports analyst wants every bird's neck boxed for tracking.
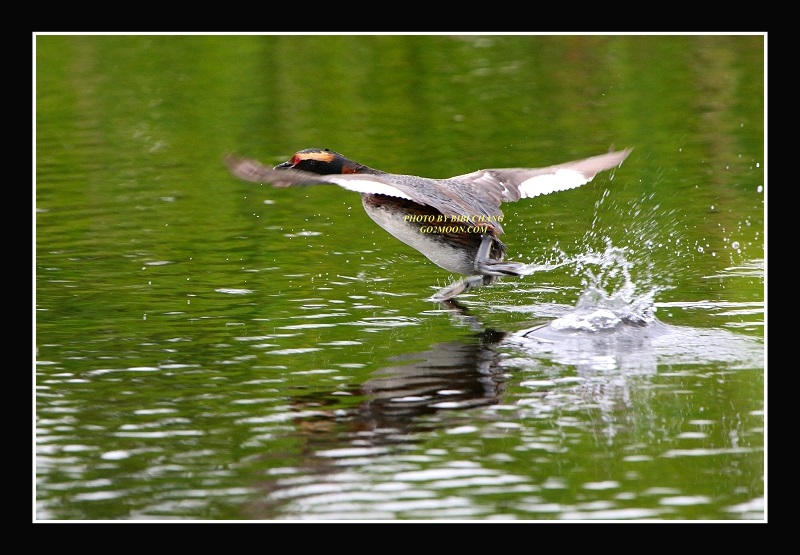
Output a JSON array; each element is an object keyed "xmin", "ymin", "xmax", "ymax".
[{"xmin": 342, "ymin": 161, "xmax": 385, "ymax": 175}]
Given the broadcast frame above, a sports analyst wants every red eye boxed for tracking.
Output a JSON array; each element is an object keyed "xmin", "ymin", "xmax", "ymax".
[{"xmin": 290, "ymin": 155, "xmax": 300, "ymax": 167}]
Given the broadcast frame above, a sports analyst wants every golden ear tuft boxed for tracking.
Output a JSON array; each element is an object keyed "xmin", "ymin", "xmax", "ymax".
[{"xmin": 300, "ymin": 150, "xmax": 336, "ymax": 163}]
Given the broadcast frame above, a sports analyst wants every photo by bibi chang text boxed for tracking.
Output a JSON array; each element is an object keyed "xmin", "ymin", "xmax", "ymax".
[{"xmin": 403, "ymin": 213, "xmax": 503, "ymax": 234}]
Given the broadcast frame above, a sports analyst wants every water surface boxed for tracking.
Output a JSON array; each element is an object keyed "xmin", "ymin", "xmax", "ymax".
[{"xmin": 35, "ymin": 34, "xmax": 765, "ymax": 521}]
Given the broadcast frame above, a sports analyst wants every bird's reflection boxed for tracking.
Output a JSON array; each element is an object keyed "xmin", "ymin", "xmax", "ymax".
[
  {"xmin": 289, "ymin": 325, "xmax": 509, "ymax": 447},
  {"xmin": 247, "ymin": 296, "xmax": 758, "ymax": 519},
  {"xmin": 245, "ymin": 323, "xmax": 510, "ymax": 519},
  {"xmin": 357, "ymin": 327, "xmax": 508, "ymax": 422}
]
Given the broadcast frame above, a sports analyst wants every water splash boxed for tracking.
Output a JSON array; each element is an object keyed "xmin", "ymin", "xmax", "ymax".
[
  {"xmin": 568, "ymin": 239, "xmax": 663, "ymax": 329},
  {"xmin": 514, "ymin": 253, "xmax": 576, "ymax": 276},
  {"xmin": 526, "ymin": 185, "xmax": 688, "ymax": 333},
  {"xmin": 535, "ymin": 239, "xmax": 663, "ymax": 334},
  {"xmin": 511, "ymin": 232, "xmax": 665, "ymax": 334}
]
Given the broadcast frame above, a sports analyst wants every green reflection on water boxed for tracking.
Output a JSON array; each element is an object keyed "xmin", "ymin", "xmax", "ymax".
[{"xmin": 36, "ymin": 34, "xmax": 764, "ymax": 520}]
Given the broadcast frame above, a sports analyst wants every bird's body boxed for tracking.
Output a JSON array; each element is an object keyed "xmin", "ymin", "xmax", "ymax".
[
  {"xmin": 360, "ymin": 193, "xmax": 496, "ymax": 275},
  {"xmin": 225, "ymin": 147, "xmax": 631, "ymax": 300}
]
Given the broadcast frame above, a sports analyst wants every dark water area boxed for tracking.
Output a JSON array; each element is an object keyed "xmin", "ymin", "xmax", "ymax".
[{"xmin": 35, "ymin": 34, "xmax": 765, "ymax": 521}]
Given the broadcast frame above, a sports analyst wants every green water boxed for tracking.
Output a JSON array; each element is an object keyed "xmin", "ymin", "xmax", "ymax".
[{"xmin": 36, "ymin": 34, "xmax": 764, "ymax": 521}]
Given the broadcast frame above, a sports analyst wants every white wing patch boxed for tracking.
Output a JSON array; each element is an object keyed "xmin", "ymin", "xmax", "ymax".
[
  {"xmin": 325, "ymin": 176, "xmax": 414, "ymax": 200},
  {"xmin": 517, "ymin": 169, "xmax": 590, "ymax": 198}
]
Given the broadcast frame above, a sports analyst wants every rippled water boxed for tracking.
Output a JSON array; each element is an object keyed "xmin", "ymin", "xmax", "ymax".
[
  {"xmin": 35, "ymin": 34, "xmax": 765, "ymax": 521},
  {"xmin": 236, "ymin": 243, "xmax": 763, "ymax": 521}
]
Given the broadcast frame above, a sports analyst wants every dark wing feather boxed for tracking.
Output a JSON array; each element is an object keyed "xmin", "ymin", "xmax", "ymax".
[
  {"xmin": 225, "ymin": 155, "xmax": 486, "ymax": 220},
  {"xmin": 226, "ymin": 155, "xmax": 420, "ymax": 201}
]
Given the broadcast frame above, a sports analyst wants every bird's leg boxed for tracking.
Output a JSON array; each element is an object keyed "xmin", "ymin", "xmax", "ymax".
[
  {"xmin": 432, "ymin": 275, "xmax": 491, "ymax": 302},
  {"xmin": 432, "ymin": 235, "xmax": 525, "ymax": 301},
  {"xmin": 474, "ymin": 234, "xmax": 526, "ymax": 277}
]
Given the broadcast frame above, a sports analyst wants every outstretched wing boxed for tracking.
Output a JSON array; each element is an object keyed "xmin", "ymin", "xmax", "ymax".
[
  {"xmin": 225, "ymin": 149, "xmax": 632, "ymax": 236},
  {"xmin": 450, "ymin": 148, "xmax": 633, "ymax": 204},
  {"xmin": 225, "ymin": 155, "xmax": 418, "ymax": 201}
]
